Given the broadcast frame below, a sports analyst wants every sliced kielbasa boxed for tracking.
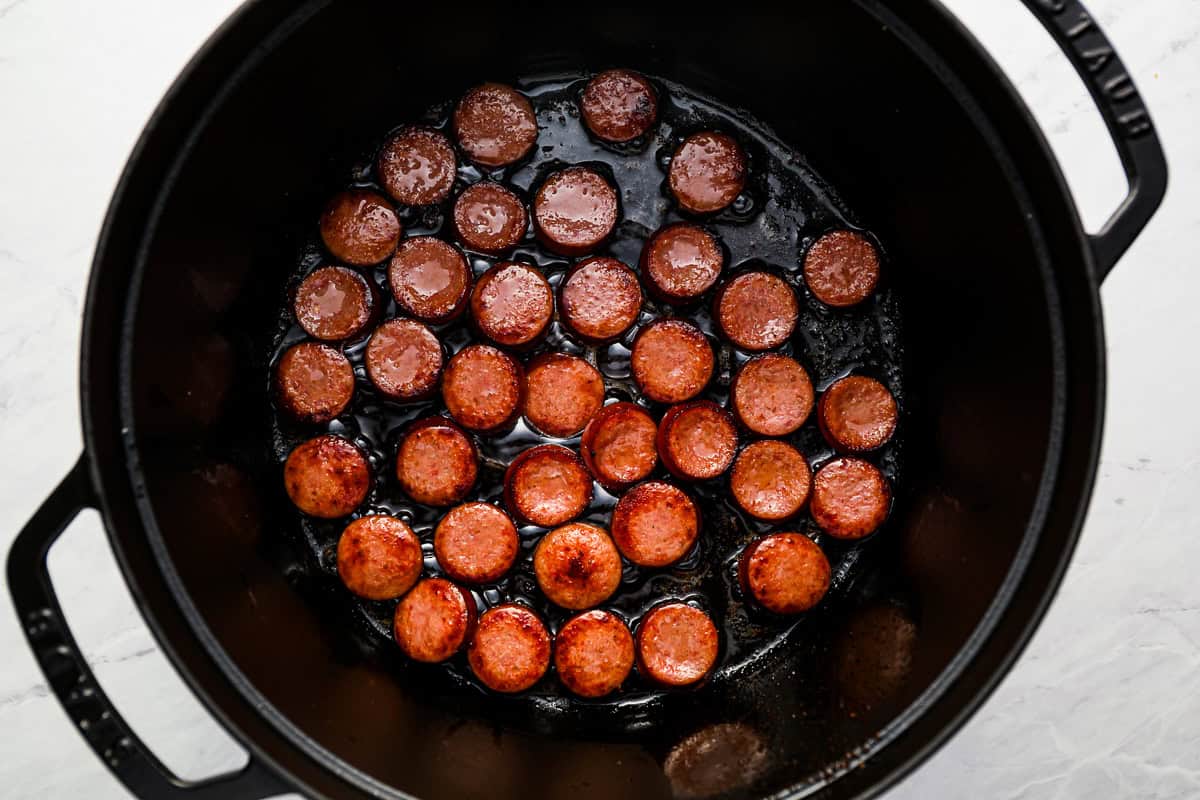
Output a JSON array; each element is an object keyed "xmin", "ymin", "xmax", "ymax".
[
  {"xmin": 640, "ymin": 223, "xmax": 725, "ymax": 304},
  {"xmin": 803, "ymin": 229, "xmax": 881, "ymax": 308},
  {"xmin": 636, "ymin": 603, "xmax": 719, "ymax": 687},
  {"xmin": 818, "ymin": 375, "xmax": 898, "ymax": 452},
  {"xmin": 521, "ymin": 353, "xmax": 605, "ymax": 438},
  {"xmin": 319, "ymin": 189, "xmax": 401, "ymax": 265},
  {"xmin": 630, "ymin": 319, "xmax": 714, "ymax": 404},
  {"xmin": 395, "ymin": 416, "xmax": 478, "ymax": 506},
  {"xmin": 293, "ymin": 266, "xmax": 378, "ymax": 342},
  {"xmin": 434, "ymin": 502, "xmax": 519, "ymax": 584},
  {"xmin": 274, "ymin": 341, "xmax": 354, "ymax": 424},
  {"xmin": 581, "ymin": 69, "xmax": 658, "ymax": 143},
  {"xmin": 470, "ymin": 261, "xmax": 554, "ymax": 348},
  {"xmin": 739, "ymin": 532, "xmax": 830, "ymax": 614},
  {"xmin": 364, "ymin": 318, "xmax": 443, "ymax": 400},
  {"xmin": 668, "ymin": 132, "xmax": 746, "ymax": 215},
  {"xmin": 387, "ymin": 237, "xmax": 472, "ymax": 323},
  {"xmin": 714, "ymin": 271, "xmax": 798, "ymax": 352},
  {"xmin": 810, "ymin": 457, "xmax": 891, "ymax": 539},
  {"xmin": 468, "ymin": 604, "xmax": 551, "ymax": 693},
  {"xmin": 452, "ymin": 182, "xmax": 528, "ymax": 254},
  {"xmin": 729, "ymin": 440, "xmax": 811, "ymax": 521},
  {"xmin": 580, "ymin": 402, "xmax": 659, "ymax": 490},
  {"xmin": 731, "ymin": 354, "xmax": 814, "ymax": 437},
  {"xmin": 377, "ymin": 126, "xmax": 457, "ymax": 207},
  {"xmin": 454, "ymin": 83, "xmax": 538, "ymax": 168},
  {"xmin": 283, "ymin": 434, "xmax": 370, "ymax": 518},
  {"xmin": 657, "ymin": 400, "xmax": 738, "ymax": 481},
  {"xmin": 441, "ymin": 344, "xmax": 524, "ymax": 432},
  {"xmin": 504, "ymin": 444, "xmax": 593, "ymax": 527},
  {"xmin": 559, "ymin": 257, "xmax": 642, "ymax": 343},
  {"xmin": 555, "ymin": 610, "xmax": 635, "ymax": 698},
  {"xmin": 532, "ymin": 167, "xmax": 619, "ymax": 256},
  {"xmin": 610, "ymin": 481, "xmax": 699, "ymax": 567},
  {"xmin": 336, "ymin": 515, "xmax": 423, "ymax": 600},
  {"xmin": 394, "ymin": 577, "xmax": 477, "ymax": 663},
  {"xmin": 532, "ymin": 522, "xmax": 622, "ymax": 610}
]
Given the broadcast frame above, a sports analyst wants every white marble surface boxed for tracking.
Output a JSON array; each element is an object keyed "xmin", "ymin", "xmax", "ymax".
[{"xmin": 0, "ymin": 1, "xmax": 1197, "ymax": 797}]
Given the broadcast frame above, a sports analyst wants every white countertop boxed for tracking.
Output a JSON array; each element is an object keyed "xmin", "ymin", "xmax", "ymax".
[{"xmin": 1, "ymin": 1, "xmax": 1197, "ymax": 797}]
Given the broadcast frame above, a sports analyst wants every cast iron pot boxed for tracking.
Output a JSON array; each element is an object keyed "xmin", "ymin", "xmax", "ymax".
[{"xmin": 7, "ymin": 1, "xmax": 1167, "ymax": 798}]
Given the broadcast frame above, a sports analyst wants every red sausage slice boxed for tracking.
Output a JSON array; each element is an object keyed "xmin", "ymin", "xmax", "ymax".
[
  {"xmin": 641, "ymin": 223, "xmax": 725, "ymax": 304},
  {"xmin": 818, "ymin": 375, "xmax": 898, "ymax": 452},
  {"xmin": 504, "ymin": 444, "xmax": 593, "ymax": 527},
  {"xmin": 283, "ymin": 435, "xmax": 370, "ymax": 518},
  {"xmin": 441, "ymin": 344, "xmax": 524, "ymax": 432},
  {"xmin": 394, "ymin": 577, "xmax": 477, "ymax": 663},
  {"xmin": 532, "ymin": 167, "xmax": 619, "ymax": 256},
  {"xmin": 810, "ymin": 457, "xmax": 891, "ymax": 539},
  {"xmin": 319, "ymin": 189, "xmax": 401, "ymax": 265},
  {"xmin": 377, "ymin": 126, "xmax": 457, "ymax": 206},
  {"xmin": 521, "ymin": 353, "xmax": 605, "ymax": 438},
  {"xmin": 470, "ymin": 261, "xmax": 554, "ymax": 348},
  {"xmin": 668, "ymin": 132, "xmax": 747, "ymax": 215},
  {"xmin": 274, "ymin": 342, "xmax": 354, "ymax": 424},
  {"xmin": 454, "ymin": 83, "xmax": 538, "ymax": 168},
  {"xmin": 395, "ymin": 417, "xmax": 478, "ymax": 506},
  {"xmin": 559, "ymin": 257, "xmax": 642, "ymax": 343},
  {"xmin": 657, "ymin": 400, "xmax": 738, "ymax": 481},
  {"xmin": 364, "ymin": 318, "xmax": 443, "ymax": 400},
  {"xmin": 452, "ymin": 182, "xmax": 528, "ymax": 254},
  {"xmin": 729, "ymin": 440, "xmax": 812, "ymax": 521},
  {"xmin": 555, "ymin": 610, "xmax": 635, "ymax": 698},
  {"xmin": 580, "ymin": 402, "xmax": 659, "ymax": 490},
  {"xmin": 336, "ymin": 515, "xmax": 423, "ymax": 600},
  {"xmin": 630, "ymin": 319, "xmax": 714, "ymax": 404},
  {"xmin": 803, "ymin": 229, "xmax": 881, "ymax": 308},
  {"xmin": 293, "ymin": 266, "xmax": 377, "ymax": 342},
  {"xmin": 636, "ymin": 603, "xmax": 719, "ymax": 687},
  {"xmin": 387, "ymin": 237, "xmax": 472, "ymax": 323},
  {"xmin": 434, "ymin": 502, "xmax": 519, "ymax": 584},
  {"xmin": 581, "ymin": 69, "xmax": 658, "ymax": 143},
  {"xmin": 731, "ymin": 355, "xmax": 814, "ymax": 437},
  {"xmin": 468, "ymin": 604, "xmax": 551, "ymax": 693},
  {"xmin": 532, "ymin": 522, "xmax": 622, "ymax": 610},
  {"xmin": 610, "ymin": 481, "xmax": 699, "ymax": 567},
  {"xmin": 714, "ymin": 271, "xmax": 798, "ymax": 351},
  {"xmin": 739, "ymin": 532, "xmax": 830, "ymax": 615}
]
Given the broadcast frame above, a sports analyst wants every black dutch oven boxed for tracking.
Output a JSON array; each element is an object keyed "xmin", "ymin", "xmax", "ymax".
[{"xmin": 7, "ymin": 1, "xmax": 1167, "ymax": 798}]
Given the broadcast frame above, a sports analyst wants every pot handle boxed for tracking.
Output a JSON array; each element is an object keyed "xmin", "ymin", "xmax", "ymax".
[
  {"xmin": 1021, "ymin": 0, "xmax": 1168, "ymax": 281},
  {"xmin": 6, "ymin": 455, "xmax": 289, "ymax": 800}
]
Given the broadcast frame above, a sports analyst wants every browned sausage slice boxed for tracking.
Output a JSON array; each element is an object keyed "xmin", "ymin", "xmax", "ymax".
[
  {"xmin": 555, "ymin": 610, "xmax": 635, "ymax": 698},
  {"xmin": 395, "ymin": 417, "xmax": 478, "ymax": 506},
  {"xmin": 377, "ymin": 126, "xmax": 457, "ymax": 206},
  {"xmin": 657, "ymin": 400, "xmax": 738, "ymax": 481},
  {"xmin": 504, "ymin": 444, "xmax": 593, "ymax": 527},
  {"xmin": 364, "ymin": 318, "xmax": 443, "ymax": 400},
  {"xmin": 452, "ymin": 182, "xmax": 528, "ymax": 254},
  {"xmin": 668, "ymin": 132, "xmax": 747, "ymax": 215},
  {"xmin": 559, "ymin": 257, "xmax": 642, "ymax": 343},
  {"xmin": 470, "ymin": 261, "xmax": 554, "ymax": 348},
  {"xmin": 636, "ymin": 603, "xmax": 719, "ymax": 687},
  {"xmin": 630, "ymin": 319, "xmax": 714, "ymax": 404},
  {"xmin": 521, "ymin": 353, "xmax": 605, "ymax": 438},
  {"xmin": 739, "ymin": 532, "xmax": 830, "ymax": 614},
  {"xmin": 319, "ymin": 189, "xmax": 401, "ymax": 265},
  {"xmin": 467, "ymin": 604, "xmax": 551, "ymax": 693},
  {"xmin": 803, "ymin": 229, "xmax": 881, "ymax": 308},
  {"xmin": 434, "ymin": 502, "xmax": 519, "ymax": 584},
  {"xmin": 532, "ymin": 167, "xmax": 619, "ymax": 256},
  {"xmin": 336, "ymin": 515, "xmax": 423, "ymax": 600},
  {"xmin": 441, "ymin": 344, "xmax": 524, "ymax": 432},
  {"xmin": 818, "ymin": 375, "xmax": 898, "ymax": 452},
  {"xmin": 274, "ymin": 342, "xmax": 354, "ymax": 424},
  {"xmin": 714, "ymin": 271, "xmax": 798, "ymax": 351},
  {"xmin": 810, "ymin": 457, "xmax": 891, "ymax": 539},
  {"xmin": 293, "ymin": 266, "xmax": 378, "ymax": 342},
  {"xmin": 641, "ymin": 223, "xmax": 725, "ymax": 304},
  {"xmin": 729, "ymin": 440, "xmax": 811, "ymax": 521},
  {"xmin": 387, "ymin": 237, "xmax": 472, "ymax": 323},
  {"xmin": 283, "ymin": 434, "xmax": 370, "ymax": 518},
  {"xmin": 610, "ymin": 481, "xmax": 699, "ymax": 567},
  {"xmin": 394, "ymin": 577, "xmax": 477, "ymax": 663},
  {"xmin": 580, "ymin": 402, "xmax": 659, "ymax": 490},
  {"xmin": 581, "ymin": 69, "xmax": 658, "ymax": 143},
  {"xmin": 731, "ymin": 354, "xmax": 814, "ymax": 437},
  {"xmin": 532, "ymin": 522, "xmax": 622, "ymax": 609},
  {"xmin": 454, "ymin": 83, "xmax": 538, "ymax": 168}
]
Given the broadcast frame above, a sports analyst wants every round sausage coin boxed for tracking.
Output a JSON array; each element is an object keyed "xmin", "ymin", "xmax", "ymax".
[
  {"xmin": 730, "ymin": 440, "xmax": 811, "ymax": 521},
  {"xmin": 395, "ymin": 417, "xmax": 478, "ymax": 506},
  {"xmin": 521, "ymin": 353, "xmax": 605, "ymax": 438},
  {"xmin": 504, "ymin": 445, "xmax": 593, "ymax": 527},
  {"xmin": 818, "ymin": 375, "xmax": 899, "ymax": 452},
  {"xmin": 641, "ymin": 223, "xmax": 725, "ymax": 304},
  {"xmin": 377, "ymin": 126, "xmax": 457, "ymax": 206},
  {"xmin": 581, "ymin": 69, "xmax": 658, "ymax": 143},
  {"xmin": 364, "ymin": 318, "xmax": 443, "ymax": 400},
  {"xmin": 810, "ymin": 457, "xmax": 891, "ymax": 539},
  {"xmin": 559, "ymin": 257, "xmax": 642, "ymax": 343},
  {"xmin": 739, "ymin": 532, "xmax": 830, "ymax": 615},
  {"xmin": 274, "ymin": 342, "xmax": 354, "ymax": 424},
  {"xmin": 454, "ymin": 83, "xmax": 538, "ymax": 167},
  {"xmin": 532, "ymin": 167, "xmax": 619, "ymax": 256},
  {"xmin": 394, "ymin": 577, "xmax": 476, "ymax": 663},
  {"xmin": 555, "ymin": 610, "xmax": 635, "ymax": 698},
  {"xmin": 714, "ymin": 271, "xmax": 798, "ymax": 351},
  {"xmin": 803, "ymin": 229, "xmax": 881, "ymax": 308},
  {"xmin": 293, "ymin": 266, "xmax": 377, "ymax": 342},
  {"xmin": 283, "ymin": 435, "xmax": 370, "ymax": 518},
  {"xmin": 319, "ymin": 189, "xmax": 401, "ymax": 265},
  {"xmin": 657, "ymin": 401, "xmax": 738, "ymax": 481},
  {"xmin": 387, "ymin": 237, "xmax": 471, "ymax": 323},
  {"xmin": 630, "ymin": 319, "xmax": 714, "ymax": 404},
  {"xmin": 452, "ymin": 182, "xmax": 528, "ymax": 254},
  {"xmin": 731, "ymin": 355, "xmax": 814, "ymax": 437},
  {"xmin": 441, "ymin": 344, "xmax": 524, "ymax": 432},
  {"xmin": 434, "ymin": 502, "xmax": 519, "ymax": 584},
  {"xmin": 668, "ymin": 132, "xmax": 747, "ymax": 215},
  {"xmin": 532, "ymin": 523, "xmax": 622, "ymax": 610},
  {"xmin": 336, "ymin": 515, "xmax": 423, "ymax": 600},
  {"xmin": 580, "ymin": 402, "xmax": 659, "ymax": 490},
  {"xmin": 610, "ymin": 481, "xmax": 699, "ymax": 567},
  {"xmin": 470, "ymin": 261, "xmax": 554, "ymax": 347},
  {"xmin": 636, "ymin": 604, "xmax": 719, "ymax": 687},
  {"xmin": 468, "ymin": 604, "xmax": 551, "ymax": 693}
]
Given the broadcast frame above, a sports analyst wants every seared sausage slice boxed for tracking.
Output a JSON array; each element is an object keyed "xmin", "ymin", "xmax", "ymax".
[
  {"xmin": 454, "ymin": 83, "xmax": 538, "ymax": 168},
  {"xmin": 452, "ymin": 182, "xmax": 528, "ymax": 255},
  {"xmin": 630, "ymin": 319, "xmax": 714, "ymax": 404},
  {"xmin": 559, "ymin": 257, "xmax": 643, "ymax": 343},
  {"xmin": 364, "ymin": 318, "xmax": 443, "ymax": 400},
  {"xmin": 293, "ymin": 266, "xmax": 378, "ymax": 342},
  {"xmin": 395, "ymin": 417, "xmax": 478, "ymax": 506},
  {"xmin": 580, "ymin": 402, "xmax": 659, "ymax": 490},
  {"xmin": 532, "ymin": 167, "xmax": 619, "ymax": 256},
  {"xmin": 434, "ymin": 502, "xmax": 519, "ymax": 584},
  {"xmin": 641, "ymin": 223, "xmax": 725, "ymax": 304},
  {"xmin": 283, "ymin": 434, "xmax": 370, "ymax": 518},
  {"xmin": 504, "ymin": 444, "xmax": 593, "ymax": 527},
  {"xmin": 636, "ymin": 603, "xmax": 719, "ymax": 687},
  {"xmin": 731, "ymin": 354, "xmax": 814, "ymax": 437},
  {"xmin": 668, "ymin": 132, "xmax": 746, "ymax": 215},
  {"xmin": 532, "ymin": 522, "xmax": 622, "ymax": 609},
  {"xmin": 377, "ymin": 126, "xmax": 457, "ymax": 206},
  {"xmin": 394, "ymin": 577, "xmax": 477, "ymax": 663},
  {"xmin": 521, "ymin": 353, "xmax": 605, "ymax": 438},
  {"xmin": 810, "ymin": 457, "xmax": 891, "ymax": 539},
  {"xmin": 818, "ymin": 375, "xmax": 898, "ymax": 452},
  {"xmin": 714, "ymin": 271, "xmax": 798, "ymax": 352},
  {"xmin": 555, "ymin": 610, "xmax": 635, "ymax": 698},
  {"xmin": 581, "ymin": 69, "xmax": 658, "ymax": 143},
  {"xmin": 468, "ymin": 604, "xmax": 551, "ymax": 693},
  {"xmin": 442, "ymin": 344, "xmax": 524, "ymax": 432},
  {"xmin": 274, "ymin": 341, "xmax": 354, "ymax": 424},
  {"xmin": 729, "ymin": 440, "xmax": 811, "ymax": 521},
  {"xmin": 739, "ymin": 532, "xmax": 830, "ymax": 615},
  {"xmin": 470, "ymin": 261, "xmax": 554, "ymax": 348},
  {"xmin": 319, "ymin": 189, "xmax": 401, "ymax": 265},
  {"xmin": 657, "ymin": 400, "xmax": 738, "ymax": 481},
  {"xmin": 387, "ymin": 237, "xmax": 472, "ymax": 323},
  {"xmin": 610, "ymin": 481, "xmax": 699, "ymax": 567},
  {"xmin": 803, "ymin": 229, "xmax": 881, "ymax": 308},
  {"xmin": 336, "ymin": 515, "xmax": 423, "ymax": 600}
]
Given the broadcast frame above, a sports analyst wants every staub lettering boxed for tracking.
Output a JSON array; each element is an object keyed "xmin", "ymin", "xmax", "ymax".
[
  {"xmin": 1032, "ymin": 0, "xmax": 1067, "ymax": 12},
  {"xmin": 1081, "ymin": 46, "xmax": 1113, "ymax": 74}
]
